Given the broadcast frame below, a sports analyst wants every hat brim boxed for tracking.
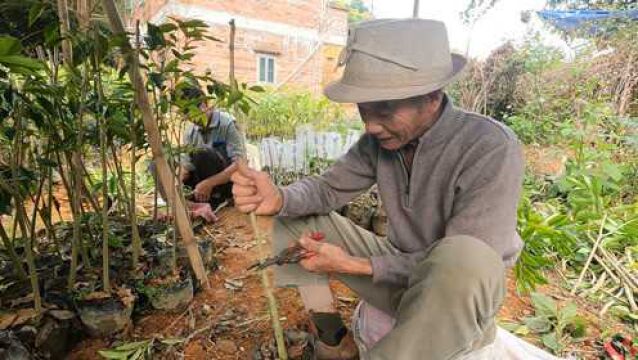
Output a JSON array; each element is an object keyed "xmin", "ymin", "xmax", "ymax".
[{"xmin": 323, "ymin": 53, "xmax": 467, "ymax": 104}]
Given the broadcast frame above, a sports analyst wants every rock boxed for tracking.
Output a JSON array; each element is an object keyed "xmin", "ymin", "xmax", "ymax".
[
  {"xmin": 216, "ymin": 339, "xmax": 238, "ymax": 354},
  {"xmin": 75, "ymin": 297, "xmax": 133, "ymax": 337},
  {"xmin": 0, "ymin": 331, "xmax": 32, "ymax": 360},
  {"xmin": 150, "ymin": 277, "xmax": 193, "ymax": 311}
]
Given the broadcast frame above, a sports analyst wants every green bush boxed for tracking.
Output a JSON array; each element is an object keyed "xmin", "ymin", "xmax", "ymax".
[{"xmin": 241, "ymin": 89, "xmax": 353, "ymax": 139}]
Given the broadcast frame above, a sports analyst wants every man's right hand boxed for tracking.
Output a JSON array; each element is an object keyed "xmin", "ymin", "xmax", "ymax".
[{"xmin": 231, "ymin": 161, "xmax": 283, "ymax": 215}]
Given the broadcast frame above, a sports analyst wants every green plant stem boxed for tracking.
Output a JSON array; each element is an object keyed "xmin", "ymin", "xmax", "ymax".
[
  {"xmin": 108, "ymin": 142, "xmax": 142, "ymax": 268},
  {"xmin": 101, "ymin": 0, "xmax": 209, "ymax": 289},
  {"xmin": 130, "ymin": 104, "xmax": 141, "ymax": 268},
  {"xmin": 14, "ymin": 201, "xmax": 42, "ymax": 314},
  {"xmin": 99, "ymin": 93, "xmax": 111, "ymax": 294},
  {"xmin": 0, "ymin": 221, "xmax": 27, "ymax": 281}
]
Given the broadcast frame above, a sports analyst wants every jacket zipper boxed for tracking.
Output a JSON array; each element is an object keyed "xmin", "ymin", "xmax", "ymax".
[{"xmin": 397, "ymin": 152, "xmax": 411, "ymax": 208}]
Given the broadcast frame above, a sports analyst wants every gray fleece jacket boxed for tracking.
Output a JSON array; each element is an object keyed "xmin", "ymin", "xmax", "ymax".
[{"xmin": 278, "ymin": 96, "xmax": 524, "ymax": 287}]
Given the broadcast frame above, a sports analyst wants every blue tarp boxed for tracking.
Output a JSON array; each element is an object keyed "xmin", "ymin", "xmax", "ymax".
[{"xmin": 537, "ymin": 9, "xmax": 638, "ymax": 32}]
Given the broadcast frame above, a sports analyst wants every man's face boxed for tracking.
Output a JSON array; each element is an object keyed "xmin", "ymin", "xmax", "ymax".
[{"xmin": 357, "ymin": 95, "xmax": 442, "ymax": 151}]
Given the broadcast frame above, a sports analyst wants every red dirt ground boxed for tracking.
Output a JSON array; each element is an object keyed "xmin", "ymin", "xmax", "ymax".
[{"xmin": 67, "ymin": 207, "xmax": 626, "ymax": 359}]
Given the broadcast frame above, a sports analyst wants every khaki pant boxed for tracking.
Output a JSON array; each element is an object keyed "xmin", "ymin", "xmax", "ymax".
[{"xmin": 273, "ymin": 212, "xmax": 505, "ymax": 360}]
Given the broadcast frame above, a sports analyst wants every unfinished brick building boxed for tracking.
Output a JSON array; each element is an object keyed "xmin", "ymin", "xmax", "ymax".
[{"xmin": 129, "ymin": 0, "xmax": 348, "ymax": 94}]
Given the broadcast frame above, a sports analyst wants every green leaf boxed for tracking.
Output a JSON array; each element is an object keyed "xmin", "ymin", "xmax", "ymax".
[
  {"xmin": 98, "ymin": 349, "xmax": 132, "ymax": 359},
  {"xmin": 160, "ymin": 337, "xmax": 185, "ymax": 345},
  {"xmin": 524, "ymin": 316, "xmax": 553, "ymax": 333},
  {"xmin": 541, "ymin": 333, "xmax": 562, "ymax": 354},
  {"xmin": 601, "ymin": 162, "xmax": 623, "ymax": 182},
  {"xmin": 249, "ymin": 85, "xmax": 265, "ymax": 92},
  {"xmin": 129, "ymin": 347, "xmax": 144, "ymax": 360},
  {"xmin": 558, "ymin": 302, "xmax": 578, "ymax": 325},
  {"xmin": 114, "ymin": 340, "xmax": 150, "ymax": 351},
  {"xmin": 28, "ymin": 3, "xmax": 44, "ymax": 27},
  {"xmin": 0, "ymin": 55, "xmax": 44, "ymax": 71},
  {"xmin": 531, "ymin": 292, "xmax": 557, "ymax": 318},
  {"xmin": 178, "ymin": 19, "xmax": 208, "ymax": 29},
  {"xmin": 146, "ymin": 23, "xmax": 166, "ymax": 49},
  {"xmin": 514, "ymin": 325, "xmax": 531, "ymax": 336},
  {"xmin": 0, "ymin": 36, "xmax": 23, "ymax": 56},
  {"xmin": 158, "ymin": 23, "xmax": 178, "ymax": 33}
]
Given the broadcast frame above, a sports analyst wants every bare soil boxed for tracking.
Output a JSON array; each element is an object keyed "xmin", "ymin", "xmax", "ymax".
[{"xmin": 67, "ymin": 207, "xmax": 628, "ymax": 359}]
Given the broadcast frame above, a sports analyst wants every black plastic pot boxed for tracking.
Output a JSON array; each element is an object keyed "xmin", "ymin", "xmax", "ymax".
[
  {"xmin": 149, "ymin": 276, "xmax": 193, "ymax": 311},
  {"xmin": 75, "ymin": 295, "xmax": 133, "ymax": 337}
]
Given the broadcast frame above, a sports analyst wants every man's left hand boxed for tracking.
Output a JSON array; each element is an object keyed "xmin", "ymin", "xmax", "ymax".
[
  {"xmin": 298, "ymin": 234, "xmax": 373, "ymax": 276},
  {"xmin": 193, "ymin": 179, "xmax": 215, "ymax": 202}
]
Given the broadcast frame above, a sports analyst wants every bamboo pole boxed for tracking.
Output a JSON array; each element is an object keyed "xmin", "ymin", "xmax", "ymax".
[
  {"xmin": 101, "ymin": 0, "xmax": 209, "ymax": 289},
  {"xmin": 249, "ymin": 211, "xmax": 287, "ymax": 360},
  {"xmin": 229, "ymin": 18, "xmax": 285, "ymax": 356}
]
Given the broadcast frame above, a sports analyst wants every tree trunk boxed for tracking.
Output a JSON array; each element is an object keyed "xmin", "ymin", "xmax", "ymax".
[{"xmin": 101, "ymin": 0, "xmax": 209, "ymax": 289}]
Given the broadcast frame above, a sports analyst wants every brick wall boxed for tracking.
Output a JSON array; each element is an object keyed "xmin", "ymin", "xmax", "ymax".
[{"xmin": 131, "ymin": 0, "xmax": 348, "ymax": 94}]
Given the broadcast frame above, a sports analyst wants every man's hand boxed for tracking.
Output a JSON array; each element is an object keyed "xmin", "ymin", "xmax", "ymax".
[
  {"xmin": 231, "ymin": 161, "xmax": 283, "ymax": 215},
  {"xmin": 193, "ymin": 178, "xmax": 215, "ymax": 202},
  {"xmin": 297, "ymin": 234, "xmax": 373, "ymax": 276}
]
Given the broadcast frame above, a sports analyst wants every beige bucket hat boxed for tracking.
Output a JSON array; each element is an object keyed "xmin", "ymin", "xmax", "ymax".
[{"xmin": 324, "ymin": 18, "xmax": 467, "ymax": 104}]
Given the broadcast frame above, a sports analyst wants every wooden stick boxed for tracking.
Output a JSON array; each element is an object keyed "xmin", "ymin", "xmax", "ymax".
[
  {"xmin": 581, "ymin": 272, "xmax": 607, "ymax": 297},
  {"xmin": 230, "ymin": 13, "xmax": 285, "ymax": 353},
  {"xmin": 598, "ymin": 247, "xmax": 638, "ymax": 291},
  {"xmin": 249, "ymin": 210, "xmax": 288, "ymax": 360},
  {"xmin": 593, "ymin": 253, "xmax": 620, "ymax": 284},
  {"xmin": 101, "ymin": 0, "xmax": 209, "ymax": 289},
  {"xmin": 572, "ymin": 214, "xmax": 607, "ymax": 295},
  {"xmin": 623, "ymin": 282, "xmax": 638, "ymax": 312}
]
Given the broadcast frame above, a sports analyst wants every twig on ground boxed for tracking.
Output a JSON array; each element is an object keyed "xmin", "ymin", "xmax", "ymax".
[
  {"xmin": 623, "ymin": 282, "xmax": 638, "ymax": 312},
  {"xmin": 236, "ymin": 315, "xmax": 270, "ymax": 328},
  {"xmin": 600, "ymin": 299, "xmax": 616, "ymax": 316},
  {"xmin": 598, "ymin": 247, "xmax": 638, "ymax": 291},
  {"xmin": 593, "ymin": 253, "xmax": 620, "ymax": 284},
  {"xmin": 581, "ymin": 272, "xmax": 607, "ymax": 297},
  {"xmin": 166, "ymin": 304, "xmax": 194, "ymax": 335}
]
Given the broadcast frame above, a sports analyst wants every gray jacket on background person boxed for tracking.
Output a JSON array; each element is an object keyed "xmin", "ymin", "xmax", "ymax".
[{"xmin": 180, "ymin": 110, "xmax": 245, "ymax": 171}]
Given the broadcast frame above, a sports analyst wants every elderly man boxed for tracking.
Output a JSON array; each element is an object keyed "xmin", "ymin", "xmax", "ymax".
[{"xmin": 232, "ymin": 19, "xmax": 524, "ymax": 359}]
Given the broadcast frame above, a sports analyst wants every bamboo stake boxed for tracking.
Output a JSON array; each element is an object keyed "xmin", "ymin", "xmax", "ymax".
[
  {"xmin": 572, "ymin": 214, "xmax": 607, "ymax": 295},
  {"xmin": 230, "ymin": 17, "xmax": 285, "ymax": 356},
  {"xmin": 245, "ymin": 182, "xmax": 287, "ymax": 360},
  {"xmin": 101, "ymin": 0, "xmax": 209, "ymax": 289}
]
